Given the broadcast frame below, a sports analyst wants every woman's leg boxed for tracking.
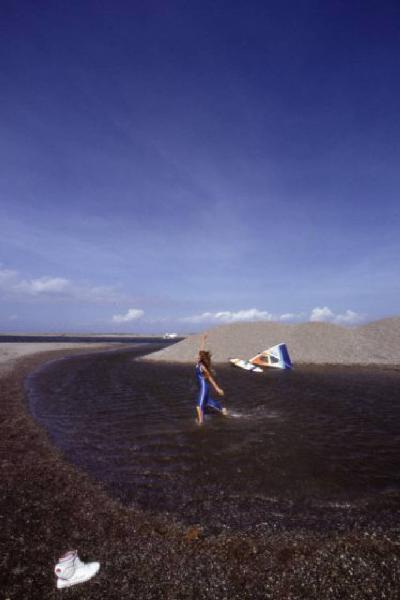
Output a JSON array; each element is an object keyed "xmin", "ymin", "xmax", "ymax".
[
  {"xmin": 207, "ymin": 396, "xmax": 227, "ymax": 415},
  {"xmin": 196, "ymin": 378, "xmax": 208, "ymax": 424},
  {"xmin": 196, "ymin": 405, "xmax": 204, "ymax": 424}
]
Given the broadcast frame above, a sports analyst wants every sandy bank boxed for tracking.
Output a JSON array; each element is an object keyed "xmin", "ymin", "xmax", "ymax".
[
  {"xmin": 0, "ymin": 341, "xmax": 121, "ymax": 376},
  {"xmin": 145, "ymin": 317, "xmax": 400, "ymax": 365}
]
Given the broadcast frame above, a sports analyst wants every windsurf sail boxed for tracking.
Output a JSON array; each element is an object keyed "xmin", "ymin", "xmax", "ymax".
[{"xmin": 250, "ymin": 343, "xmax": 293, "ymax": 370}]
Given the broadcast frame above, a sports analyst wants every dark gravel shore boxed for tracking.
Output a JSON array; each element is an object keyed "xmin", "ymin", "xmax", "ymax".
[{"xmin": 1, "ymin": 348, "xmax": 400, "ymax": 599}]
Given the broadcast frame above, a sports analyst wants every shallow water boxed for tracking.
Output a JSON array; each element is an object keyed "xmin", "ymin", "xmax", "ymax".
[{"xmin": 26, "ymin": 346, "xmax": 400, "ymax": 530}]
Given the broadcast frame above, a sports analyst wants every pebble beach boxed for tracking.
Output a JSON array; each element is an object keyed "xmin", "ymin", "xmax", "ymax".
[
  {"xmin": 1, "ymin": 322, "xmax": 400, "ymax": 599},
  {"xmin": 145, "ymin": 317, "xmax": 400, "ymax": 365}
]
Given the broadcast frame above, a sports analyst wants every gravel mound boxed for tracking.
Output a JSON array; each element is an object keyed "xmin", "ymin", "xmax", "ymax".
[{"xmin": 145, "ymin": 317, "xmax": 400, "ymax": 365}]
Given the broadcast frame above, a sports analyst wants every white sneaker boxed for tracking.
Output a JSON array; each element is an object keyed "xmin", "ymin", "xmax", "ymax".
[
  {"xmin": 222, "ymin": 407, "xmax": 228, "ymax": 416},
  {"xmin": 55, "ymin": 550, "xmax": 100, "ymax": 589}
]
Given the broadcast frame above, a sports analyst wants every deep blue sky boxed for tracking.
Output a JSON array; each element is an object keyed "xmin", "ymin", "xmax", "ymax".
[{"xmin": 1, "ymin": 1, "xmax": 399, "ymax": 332}]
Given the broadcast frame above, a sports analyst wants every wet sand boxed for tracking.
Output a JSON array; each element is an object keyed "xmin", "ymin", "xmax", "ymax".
[{"xmin": 1, "ymin": 346, "xmax": 400, "ymax": 598}]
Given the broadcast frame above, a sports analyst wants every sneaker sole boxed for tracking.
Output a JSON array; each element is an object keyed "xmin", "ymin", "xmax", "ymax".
[{"xmin": 56, "ymin": 566, "xmax": 99, "ymax": 588}]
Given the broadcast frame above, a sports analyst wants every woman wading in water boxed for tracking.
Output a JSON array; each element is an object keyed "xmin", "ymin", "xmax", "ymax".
[{"xmin": 195, "ymin": 334, "xmax": 227, "ymax": 425}]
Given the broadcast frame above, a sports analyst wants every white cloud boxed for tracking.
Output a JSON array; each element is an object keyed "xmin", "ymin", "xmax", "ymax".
[
  {"xmin": 309, "ymin": 306, "xmax": 363, "ymax": 325},
  {"xmin": 0, "ymin": 267, "xmax": 125, "ymax": 304},
  {"xmin": 20, "ymin": 276, "xmax": 70, "ymax": 295},
  {"xmin": 181, "ymin": 306, "xmax": 364, "ymax": 327},
  {"xmin": 112, "ymin": 308, "xmax": 144, "ymax": 323},
  {"xmin": 334, "ymin": 309, "xmax": 363, "ymax": 325},
  {"xmin": 279, "ymin": 312, "xmax": 303, "ymax": 322},
  {"xmin": 310, "ymin": 306, "xmax": 335, "ymax": 322},
  {"xmin": 182, "ymin": 308, "xmax": 274, "ymax": 324}
]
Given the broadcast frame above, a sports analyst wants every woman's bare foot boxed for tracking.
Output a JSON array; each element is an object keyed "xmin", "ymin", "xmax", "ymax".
[{"xmin": 196, "ymin": 406, "xmax": 204, "ymax": 424}]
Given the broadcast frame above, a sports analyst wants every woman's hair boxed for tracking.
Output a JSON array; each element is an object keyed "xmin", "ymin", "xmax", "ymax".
[{"xmin": 198, "ymin": 350, "xmax": 212, "ymax": 370}]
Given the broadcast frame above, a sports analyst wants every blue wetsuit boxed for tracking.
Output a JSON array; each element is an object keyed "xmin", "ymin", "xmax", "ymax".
[{"xmin": 195, "ymin": 362, "xmax": 223, "ymax": 414}]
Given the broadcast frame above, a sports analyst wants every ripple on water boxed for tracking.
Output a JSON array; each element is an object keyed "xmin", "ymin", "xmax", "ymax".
[{"xmin": 26, "ymin": 348, "xmax": 400, "ymax": 529}]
